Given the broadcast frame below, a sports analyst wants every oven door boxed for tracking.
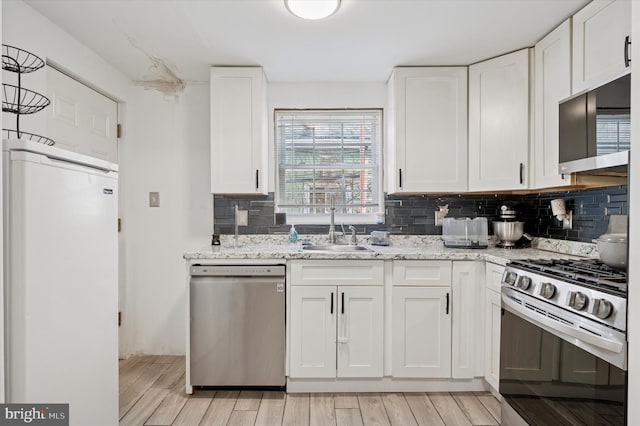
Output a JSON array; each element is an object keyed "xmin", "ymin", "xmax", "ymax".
[{"xmin": 500, "ymin": 288, "xmax": 627, "ymax": 425}]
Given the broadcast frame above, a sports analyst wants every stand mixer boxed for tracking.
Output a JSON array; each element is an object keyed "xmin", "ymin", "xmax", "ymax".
[{"xmin": 493, "ymin": 203, "xmax": 531, "ymax": 248}]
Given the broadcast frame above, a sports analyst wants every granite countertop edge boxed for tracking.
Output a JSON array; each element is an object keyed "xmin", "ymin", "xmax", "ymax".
[{"xmin": 184, "ymin": 235, "xmax": 597, "ymax": 264}]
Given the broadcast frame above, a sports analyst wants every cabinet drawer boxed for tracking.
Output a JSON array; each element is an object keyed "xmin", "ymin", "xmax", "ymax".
[
  {"xmin": 290, "ymin": 260, "xmax": 384, "ymax": 286},
  {"xmin": 485, "ymin": 262, "xmax": 505, "ymax": 293},
  {"xmin": 392, "ymin": 260, "xmax": 452, "ymax": 286}
]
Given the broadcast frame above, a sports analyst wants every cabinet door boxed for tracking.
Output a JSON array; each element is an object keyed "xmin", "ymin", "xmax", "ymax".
[
  {"xmin": 210, "ymin": 67, "xmax": 267, "ymax": 194},
  {"xmin": 392, "ymin": 287, "xmax": 451, "ymax": 378},
  {"xmin": 452, "ymin": 262, "xmax": 482, "ymax": 379},
  {"xmin": 469, "ymin": 49, "xmax": 530, "ymax": 191},
  {"xmin": 534, "ymin": 19, "xmax": 573, "ymax": 189},
  {"xmin": 337, "ymin": 286, "xmax": 383, "ymax": 378},
  {"xmin": 484, "ymin": 289, "xmax": 502, "ymax": 392},
  {"xmin": 572, "ymin": 0, "xmax": 631, "ymax": 94},
  {"xmin": 389, "ymin": 67, "xmax": 468, "ymax": 193},
  {"xmin": 289, "ymin": 286, "xmax": 336, "ymax": 378},
  {"xmin": 47, "ymin": 66, "xmax": 118, "ymax": 163},
  {"xmin": 485, "ymin": 262, "xmax": 505, "ymax": 294}
]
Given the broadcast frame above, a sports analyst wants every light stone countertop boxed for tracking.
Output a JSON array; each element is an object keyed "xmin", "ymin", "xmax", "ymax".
[{"xmin": 184, "ymin": 235, "xmax": 597, "ymax": 265}]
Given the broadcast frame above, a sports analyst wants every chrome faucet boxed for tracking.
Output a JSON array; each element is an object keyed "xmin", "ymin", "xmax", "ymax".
[
  {"xmin": 328, "ymin": 195, "xmax": 336, "ymax": 243},
  {"xmin": 348, "ymin": 225, "xmax": 357, "ymax": 245}
]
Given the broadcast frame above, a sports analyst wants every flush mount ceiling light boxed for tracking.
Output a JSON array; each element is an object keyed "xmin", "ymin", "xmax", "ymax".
[{"xmin": 285, "ymin": 0, "xmax": 341, "ymax": 20}]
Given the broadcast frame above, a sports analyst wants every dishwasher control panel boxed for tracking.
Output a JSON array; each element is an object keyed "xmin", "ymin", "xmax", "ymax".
[{"xmin": 190, "ymin": 265, "xmax": 285, "ymax": 277}]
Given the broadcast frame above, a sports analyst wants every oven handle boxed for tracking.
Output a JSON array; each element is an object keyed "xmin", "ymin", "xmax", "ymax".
[{"xmin": 502, "ymin": 293, "xmax": 624, "ymax": 354}]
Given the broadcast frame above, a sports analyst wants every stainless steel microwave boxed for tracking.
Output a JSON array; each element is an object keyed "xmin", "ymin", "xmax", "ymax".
[{"xmin": 559, "ymin": 73, "xmax": 630, "ymax": 174}]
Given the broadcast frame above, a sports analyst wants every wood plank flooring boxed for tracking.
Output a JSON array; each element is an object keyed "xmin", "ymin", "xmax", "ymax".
[{"xmin": 120, "ymin": 356, "xmax": 500, "ymax": 426}]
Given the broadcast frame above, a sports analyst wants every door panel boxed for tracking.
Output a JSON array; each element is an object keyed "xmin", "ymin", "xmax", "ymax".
[
  {"xmin": 289, "ymin": 286, "xmax": 336, "ymax": 378},
  {"xmin": 337, "ymin": 286, "xmax": 383, "ymax": 378},
  {"xmin": 47, "ymin": 66, "xmax": 118, "ymax": 162},
  {"xmin": 392, "ymin": 287, "xmax": 451, "ymax": 378}
]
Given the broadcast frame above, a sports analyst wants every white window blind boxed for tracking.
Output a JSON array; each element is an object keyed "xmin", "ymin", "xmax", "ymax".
[{"xmin": 276, "ymin": 109, "xmax": 383, "ymax": 224}]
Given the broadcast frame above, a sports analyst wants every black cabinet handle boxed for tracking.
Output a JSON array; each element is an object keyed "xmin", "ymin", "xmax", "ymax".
[
  {"xmin": 446, "ymin": 292, "xmax": 450, "ymax": 315},
  {"xmin": 625, "ymin": 36, "xmax": 631, "ymax": 68},
  {"xmin": 341, "ymin": 292, "xmax": 345, "ymax": 314},
  {"xmin": 330, "ymin": 292, "xmax": 334, "ymax": 314},
  {"xmin": 399, "ymin": 169, "xmax": 403, "ymax": 188},
  {"xmin": 519, "ymin": 163, "xmax": 524, "ymax": 185},
  {"xmin": 255, "ymin": 169, "xmax": 259, "ymax": 190}
]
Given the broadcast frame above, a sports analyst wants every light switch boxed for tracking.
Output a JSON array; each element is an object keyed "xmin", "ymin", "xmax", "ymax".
[{"xmin": 149, "ymin": 192, "xmax": 160, "ymax": 207}]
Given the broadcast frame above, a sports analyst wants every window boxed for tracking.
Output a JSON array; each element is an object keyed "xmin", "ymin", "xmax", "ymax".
[{"xmin": 276, "ymin": 109, "xmax": 383, "ymax": 225}]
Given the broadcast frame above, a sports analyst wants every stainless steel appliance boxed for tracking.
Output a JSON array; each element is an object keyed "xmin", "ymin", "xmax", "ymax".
[
  {"xmin": 500, "ymin": 259, "xmax": 627, "ymax": 425},
  {"xmin": 189, "ymin": 265, "xmax": 286, "ymax": 388},
  {"xmin": 559, "ymin": 73, "xmax": 630, "ymax": 174},
  {"xmin": 493, "ymin": 203, "xmax": 531, "ymax": 248}
]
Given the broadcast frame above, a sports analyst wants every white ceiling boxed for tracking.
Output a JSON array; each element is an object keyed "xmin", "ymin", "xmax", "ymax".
[{"xmin": 24, "ymin": 0, "xmax": 590, "ymax": 83}]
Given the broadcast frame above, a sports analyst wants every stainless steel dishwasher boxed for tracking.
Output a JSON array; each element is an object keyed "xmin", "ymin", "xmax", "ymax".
[{"xmin": 190, "ymin": 265, "xmax": 286, "ymax": 388}]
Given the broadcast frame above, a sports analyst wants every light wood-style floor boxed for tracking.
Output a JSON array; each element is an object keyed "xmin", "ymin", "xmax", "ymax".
[{"xmin": 119, "ymin": 355, "xmax": 501, "ymax": 426}]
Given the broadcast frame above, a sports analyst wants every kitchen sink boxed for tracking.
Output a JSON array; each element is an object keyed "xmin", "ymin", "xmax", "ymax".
[{"xmin": 302, "ymin": 244, "xmax": 372, "ymax": 252}]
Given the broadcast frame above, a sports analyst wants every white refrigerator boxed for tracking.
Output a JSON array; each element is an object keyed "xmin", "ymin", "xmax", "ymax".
[{"xmin": 3, "ymin": 139, "xmax": 118, "ymax": 425}]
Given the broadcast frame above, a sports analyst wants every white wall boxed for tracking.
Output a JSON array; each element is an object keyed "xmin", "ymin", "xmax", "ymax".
[
  {"xmin": 627, "ymin": 1, "xmax": 639, "ymax": 422},
  {"xmin": 120, "ymin": 86, "xmax": 211, "ymax": 355},
  {"xmin": 1, "ymin": 0, "xmax": 214, "ymax": 357},
  {"xmin": 267, "ymin": 82, "xmax": 387, "ymax": 191}
]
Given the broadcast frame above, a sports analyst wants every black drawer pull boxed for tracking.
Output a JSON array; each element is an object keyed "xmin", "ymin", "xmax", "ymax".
[{"xmin": 330, "ymin": 292, "xmax": 334, "ymax": 314}]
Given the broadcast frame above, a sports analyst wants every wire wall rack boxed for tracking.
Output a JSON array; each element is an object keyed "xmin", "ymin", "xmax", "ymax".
[{"xmin": 2, "ymin": 44, "xmax": 55, "ymax": 146}]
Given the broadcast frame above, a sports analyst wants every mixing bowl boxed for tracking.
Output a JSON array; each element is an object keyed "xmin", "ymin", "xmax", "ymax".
[{"xmin": 493, "ymin": 221, "xmax": 525, "ymax": 247}]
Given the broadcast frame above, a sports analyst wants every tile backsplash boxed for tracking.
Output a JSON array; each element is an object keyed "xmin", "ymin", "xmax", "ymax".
[{"xmin": 213, "ymin": 185, "xmax": 627, "ymax": 243}]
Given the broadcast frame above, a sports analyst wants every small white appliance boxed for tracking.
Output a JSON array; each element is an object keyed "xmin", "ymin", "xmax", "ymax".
[{"xmin": 2, "ymin": 139, "xmax": 118, "ymax": 425}]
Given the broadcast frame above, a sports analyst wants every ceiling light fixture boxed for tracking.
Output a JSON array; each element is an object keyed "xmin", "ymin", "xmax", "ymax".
[{"xmin": 285, "ymin": 0, "xmax": 341, "ymax": 20}]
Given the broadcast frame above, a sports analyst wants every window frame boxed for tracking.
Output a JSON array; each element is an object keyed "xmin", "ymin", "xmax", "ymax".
[{"xmin": 274, "ymin": 108, "xmax": 385, "ymax": 226}]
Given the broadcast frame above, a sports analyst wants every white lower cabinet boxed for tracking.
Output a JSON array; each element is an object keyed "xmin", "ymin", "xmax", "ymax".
[
  {"xmin": 337, "ymin": 286, "xmax": 384, "ymax": 378},
  {"xmin": 452, "ymin": 261, "xmax": 483, "ymax": 379},
  {"xmin": 289, "ymin": 286, "xmax": 336, "ymax": 378},
  {"xmin": 289, "ymin": 260, "xmax": 384, "ymax": 379},
  {"xmin": 484, "ymin": 262, "xmax": 504, "ymax": 391},
  {"xmin": 485, "ymin": 288, "xmax": 502, "ymax": 391},
  {"xmin": 392, "ymin": 286, "xmax": 452, "ymax": 377},
  {"xmin": 290, "ymin": 285, "xmax": 383, "ymax": 378},
  {"xmin": 391, "ymin": 260, "xmax": 484, "ymax": 379}
]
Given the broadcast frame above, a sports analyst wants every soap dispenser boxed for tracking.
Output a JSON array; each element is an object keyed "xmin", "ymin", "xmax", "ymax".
[{"xmin": 288, "ymin": 224, "xmax": 298, "ymax": 243}]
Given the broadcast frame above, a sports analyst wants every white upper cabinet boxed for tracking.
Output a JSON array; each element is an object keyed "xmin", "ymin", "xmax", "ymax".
[
  {"xmin": 533, "ymin": 19, "xmax": 573, "ymax": 189},
  {"xmin": 572, "ymin": 0, "xmax": 631, "ymax": 94},
  {"xmin": 210, "ymin": 67, "xmax": 268, "ymax": 194},
  {"xmin": 387, "ymin": 67, "xmax": 468, "ymax": 193},
  {"xmin": 469, "ymin": 49, "xmax": 530, "ymax": 191},
  {"xmin": 47, "ymin": 66, "xmax": 118, "ymax": 163}
]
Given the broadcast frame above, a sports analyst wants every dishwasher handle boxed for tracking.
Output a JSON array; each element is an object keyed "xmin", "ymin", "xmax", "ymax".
[{"xmin": 190, "ymin": 265, "xmax": 285, "ymax": 277}]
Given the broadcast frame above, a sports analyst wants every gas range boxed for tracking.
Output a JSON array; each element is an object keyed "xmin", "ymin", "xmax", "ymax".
[{"xmin": 503, "ymin": 258, "xmax": 627, "ymax": 332}]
